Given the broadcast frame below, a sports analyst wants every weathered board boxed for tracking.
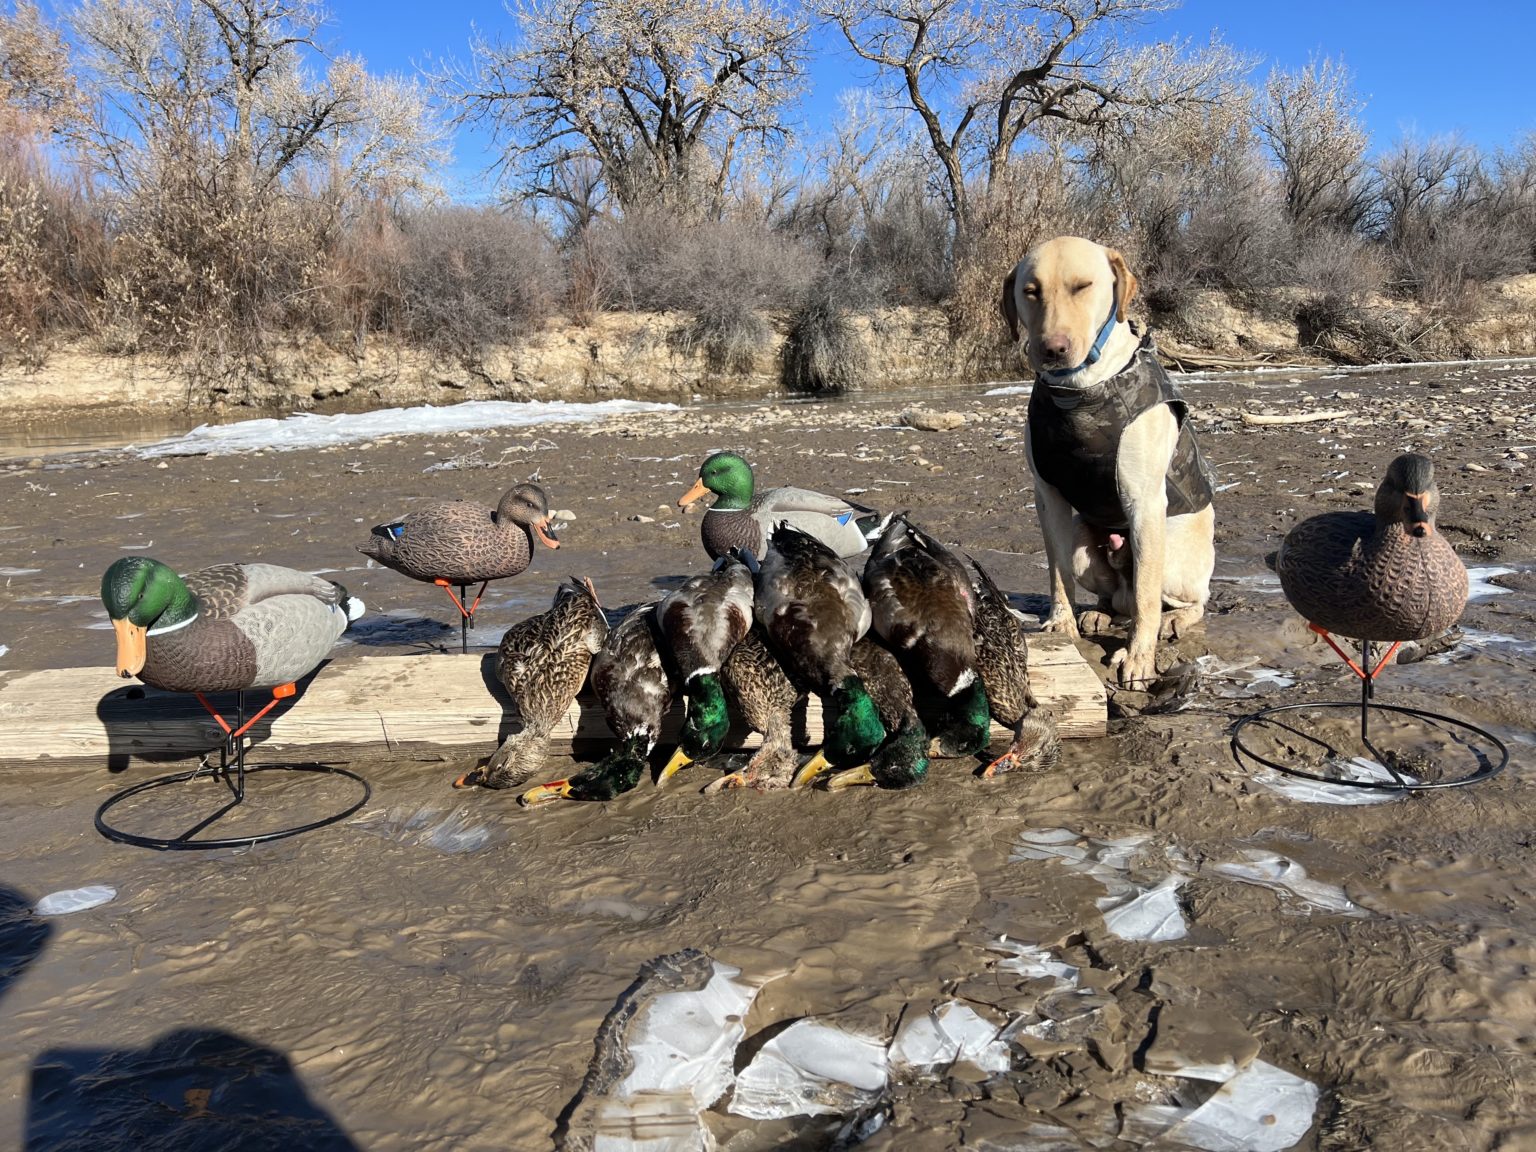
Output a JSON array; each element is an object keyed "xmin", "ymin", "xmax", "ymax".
[{"xmin": 0, "ymin": 634, "xmax": 1105, "ymax": 770}]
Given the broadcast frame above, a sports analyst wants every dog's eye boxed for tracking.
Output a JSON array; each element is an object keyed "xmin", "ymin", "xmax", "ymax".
[
  {"xmin": 1022, "ymin": 284, "xmax": 1039, "ymax": 299},
  {"xmin": 1070, "ymin": 281, "xmax": 1092, "ymax": 295}
]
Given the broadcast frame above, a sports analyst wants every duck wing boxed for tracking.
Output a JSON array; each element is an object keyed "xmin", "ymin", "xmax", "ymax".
[
  {"xmin": 592, "ymin": 604, "xmax": 677, "ymax": 746},
  {"xmin": 755, "ymin": 525, "xmax": 868, "ymax": 692},
  {"xmin": 185, "ymin": 563, "xmax": 344, "ymax": 619},
  {"xmin": 655, "ymin": 559, "xmax": 754, "ymax": 679},
  {"xmin": 967, "ymin": 556, "xmax": 1030, "ymax": 726},
  {"xmin": 864, "ymin": 516, "xmax": 977, "ymax": 696}
]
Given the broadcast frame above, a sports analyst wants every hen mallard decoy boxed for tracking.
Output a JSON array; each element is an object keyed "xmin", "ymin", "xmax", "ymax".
[
  {"xmin": 1275, "ymin": 453, "xmax": 1468, "ymax": 648},
  {"xmin": 358, "ymin": 482, "xmax": 560, "ymax": 651},
  {"xmin": 968, "ymin": 556, "xmax": 1060, "ymax": 777},
  {"xmin": 678, "ymin": 451, "xmax": 880, "ymax": 560},
  {"xmin": 520, "ymin": 602, "xmax": 679, "ymax": 806},
  {"xmin": 454, "ymin": 577, "xmax": 607, "ymax": 790},
  {"xmin": 654, "ymin": 556, "xmax": 755, "ymax": 784},
  {"xmin": 102, "ymin": 557, "xmax": 363, "ymax": 694},
  {"xmin": 703, "ymin": 626, "xmax": 805, "ymax": 793},
  {"xmin": 752, "ymin": 525, "xmax": 887, "ymax": 786},
  {"xmin": 863, "ymin": 514, "xmax": 991, "ymax": 760},
  {"xmin": 817, "ymin": 637, "xmax": 931, "ymax": 790}
]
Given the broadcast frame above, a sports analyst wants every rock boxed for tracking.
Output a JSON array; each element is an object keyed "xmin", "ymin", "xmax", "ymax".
[
  {"xmin": 629, "ymin": 514, "xmax": 655, "ymax": 523},
  {"xmin": 901, "ymin": 409, "xmax": 967, "ymax": 432},
  {"xmin": 25, "ymin": 458, "xmax": 43, "ymax": 469},
  {"xmin": 553, "ymin": 509, "xmax": 576, "ymax": 521}
]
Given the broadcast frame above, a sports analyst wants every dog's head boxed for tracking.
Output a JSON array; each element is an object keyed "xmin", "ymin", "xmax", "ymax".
[{"xmin": 1001, "ymin": 237, "xmax": 1138, "ymax": 379}]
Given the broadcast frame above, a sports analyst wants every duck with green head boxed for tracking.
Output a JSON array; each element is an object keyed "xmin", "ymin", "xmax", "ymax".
[
  {"xmin": 968, "ymin": 556, "xmax": 1060, "ymax": 778},
  {"xmin": 678, "ymin": 451, "xmax": 880, "ymax": 561},
  {"xmin": 101, "ymin": 556, "xmax": 363, "ymax": 694},
  {"xmin": 753, "ymin": 525, "xmax": 887, "ymax": 787},
  {"xmin": 520, "ymin": 601, "xmax": 680, "ymax": 806},
  {"xmin": 818, "ymin": 636, "xmax": 931, "ymax": 790},
  {"xmin": 653, "ymin": 556, "xmax": 754, "ymax": 784},
  {"xmin": 863, "ymin": 514, "xmax": 992, "ymax": 761},
  {"xmin": 703, "ymin": 624, "xmax": 805, "ymax": 793}
]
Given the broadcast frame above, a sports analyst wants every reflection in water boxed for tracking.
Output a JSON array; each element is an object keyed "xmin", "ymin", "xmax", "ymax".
[{"xmin": 27, "ymin": 1028, "xmax": 358, "ymax": 1152}]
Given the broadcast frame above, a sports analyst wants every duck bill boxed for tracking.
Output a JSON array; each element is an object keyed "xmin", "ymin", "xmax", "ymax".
[
  {"xmin": 518, "ymin": 779, "xmax": 573, "ymax": 807},
  {"xmin": 791, "ymin": 749, "xmax": 834, "ymax": 789},
  {"xmin": 452, "ymin": 769, "xmax": 483, "ymax": 789},
  {"xmin": 535, "ymin": 518, "xmax": 561, "ymax": 550},
  {"xmin": 1403, "ymin": 492, "xmax": 1433, "ymax": 536},
  {"xmin": 112, "ymin": 618, "xmax": 147, "ymax": 679},
  {"xmin": 678, "ymin": 478, "xmax": 711, "ymax": 508},
  {"xmin": 657, "ymin": 747, "xmax": 692, "ymax": 784},
  {"xmin": 825, "ymin": 764, "xmax": 876, "ymax": 791}
]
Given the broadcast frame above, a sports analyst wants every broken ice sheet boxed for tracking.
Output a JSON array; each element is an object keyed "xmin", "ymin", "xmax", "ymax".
[
  {"xmin": 1097, "ymin": 874, "xmax": 1187, "ymax": 942},
  {"xmin": 1011, "ymin": 829, "xmax": 1187, "ymax": 942},
  {"xmin": 1253, "ymin": 757, "xmax": 1414, "ymax": 806},
  {"xmin": 1134, "ymin": 1059, "xmax": 1320, "ymax": 1152},
  {"xmin": 1210, "ymin": 850, "xmax": 1364, "ymax": 916},
  {"xmin": 561, "ymin": 950, "xmax": 772, "ymax": 1151},
  {"xmin": 729, "ymin": 1020, "xmax": 889, "ymax": 1121},
  {"xmin": 889, "ymin": 1001, "xmax": 1010, "ymax": 1075},
  {"xmin": 987, "ymin": 939, "xmax": 1080, "ymax": 988},
  {"xmin": 350, "ymin": 805, "xmax": 502, "ymax": 854}
]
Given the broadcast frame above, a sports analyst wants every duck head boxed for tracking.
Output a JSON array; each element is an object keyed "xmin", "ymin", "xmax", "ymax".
[
  {"xmin": 101, "ymin": 557, "xmax": 198, "ymax": 678},
  {"xmin": 827, "ymin": 714, "xmax": 931, "ymax": 790},
  {"xmin": 1377, "ymin": 453, "xmax": 1440, "ymax": 539},
  {"xmin": 499, "ymin": 483, "xmax": 560, "ymax": 549},
  {"xmin": 679, "ymin": 451, "xmax": 754, "ymax": 511}
]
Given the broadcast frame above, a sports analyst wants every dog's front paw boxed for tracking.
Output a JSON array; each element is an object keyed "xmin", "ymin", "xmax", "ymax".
[
  {"xmin": 1042, "ymin": 609, "xmax": 1081, "ymax": 638},
  {"xmin": 1077, "ymin": 608, "xmax": 1115, "ymax": 635},
  {"xmin": 1110, "ymin": 643, "xmax": 1158, "ymax": 688}
]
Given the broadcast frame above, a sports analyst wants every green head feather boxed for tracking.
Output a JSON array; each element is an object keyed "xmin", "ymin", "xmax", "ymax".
[
  {"xmin": 570, "ymin": 733, "xmax": 651, "ymax": 801},
  {"xmin": 871, "ymin": 715, "xmax": 930, "ymax": 789},
  {"xmin": 680, "ymin": 673, "xmax": 731, "ymax": 758},
  {"xmin": 825, "ymin": 675, "xmax": 888, "ymax": 765},
  {"xmin": 697, "ymin": 452, "xmax": 755, "ymax": 511},
  {"xmin": 100, "ymin": 557, "xmax": 198, "ymax": 629},
  {"xmin": 935, "ymin": 678, "xmax": 992, "ymax": 757}
]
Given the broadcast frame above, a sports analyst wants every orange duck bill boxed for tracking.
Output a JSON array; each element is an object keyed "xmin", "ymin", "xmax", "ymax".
[
  {"xmin": 678, "ymin": 478, "xmax": 711, "ymax": 508},
  {"xmin": 112, "ymin": 618, "xmax": 147, "ymax": 678},
  {"xmin": 535, "ymin": 518, "xmax": 561, "ymax": 549}
]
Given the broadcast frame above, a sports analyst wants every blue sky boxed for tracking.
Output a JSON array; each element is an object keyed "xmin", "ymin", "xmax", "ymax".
[{"xmin": 322, "ymin": 0, "xmax": 1534, "ymax": 199}]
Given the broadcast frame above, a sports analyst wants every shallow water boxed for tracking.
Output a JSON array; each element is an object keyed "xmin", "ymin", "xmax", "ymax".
[{"xmin": 3, "ymin": 365, "xmax": 1536, "ymax": 1150}]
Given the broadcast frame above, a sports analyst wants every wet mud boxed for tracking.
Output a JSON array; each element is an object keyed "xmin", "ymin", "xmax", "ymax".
[{"xmin": 1, "ymin": 361, "xmax": 1534, "ymax": 1150}]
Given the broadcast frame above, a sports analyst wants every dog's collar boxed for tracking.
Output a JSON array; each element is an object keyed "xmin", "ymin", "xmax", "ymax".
[{"xmin": 1036, "ymin": 302, "xmax": 1118, "ymax": 384}]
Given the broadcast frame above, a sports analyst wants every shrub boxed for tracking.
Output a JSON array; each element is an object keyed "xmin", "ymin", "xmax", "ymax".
[{"xmin": 781, "ymin": 281, "xmax": 869, "ymax": 394}]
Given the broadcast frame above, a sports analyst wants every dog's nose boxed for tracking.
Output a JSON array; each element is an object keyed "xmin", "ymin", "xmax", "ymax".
[{"xmin": 1040, "ymin": 334, "xmax": 1072, "ymax": 363}]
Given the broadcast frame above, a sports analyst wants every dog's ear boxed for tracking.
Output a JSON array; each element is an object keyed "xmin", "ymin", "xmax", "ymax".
[
  {"xmin": 1105, "ymin": 248, "xmax": 1138, "ymax": 323},
  {"xmin": 1000, "ymin": 267, "xmax": 1020, "ymax": 341}
]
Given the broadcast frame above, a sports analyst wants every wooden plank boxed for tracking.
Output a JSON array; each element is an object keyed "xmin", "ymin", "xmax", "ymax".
[{"xmin": 0, "ymin": 636, "xmax": 1105, "ymax": 770}]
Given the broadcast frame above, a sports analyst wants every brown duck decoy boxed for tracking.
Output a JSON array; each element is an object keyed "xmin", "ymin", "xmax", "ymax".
[{"xmin": 359, "ymin": 482, "xmax": 560, "ymax": 652}]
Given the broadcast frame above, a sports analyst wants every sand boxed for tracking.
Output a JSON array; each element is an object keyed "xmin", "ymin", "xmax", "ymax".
[{"xmin": 1, "ymin": 359, "xmax": 1534, "ymax": 1150}]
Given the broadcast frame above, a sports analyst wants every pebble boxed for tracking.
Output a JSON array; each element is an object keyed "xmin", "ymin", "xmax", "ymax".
[
  {"xmin": 901, "ymin": 409, "xmax": 967, "ymax": 432},
  {"xmin": 553, "ymin": 509, "xmax": 576, "ymax": 521},
  {"xmin": 628, "ymin": 514, "xmax": 655, "ymax": 523}
]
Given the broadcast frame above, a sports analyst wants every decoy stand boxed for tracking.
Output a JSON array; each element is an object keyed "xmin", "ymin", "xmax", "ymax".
[
  {"xmin": 435, "ymin": 579, "xmax": 488, "ymax": 654},
  {"xmin": 95, "ymin": 683, "xmax": 371, "ymax": 850},
  {"xmin": 1231, "ymin": 626, "xmax": 1508, "ymax": 791}
]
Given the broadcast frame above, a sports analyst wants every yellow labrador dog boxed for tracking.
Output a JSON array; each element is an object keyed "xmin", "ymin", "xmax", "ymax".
[{"xmin": 1002, "ymin": 236, "xmax": 1215, "ymax": 687}]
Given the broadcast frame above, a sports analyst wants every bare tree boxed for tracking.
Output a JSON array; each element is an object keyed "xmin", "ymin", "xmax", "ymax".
[
  {"xmin": 1, "ymin": 0, "xmax": 76, "ymax": 127},
  {"xmin": 820, "ymin": 0, "xmax": 1246, "ymax": 229},
  {"xmin": 1255, "ymin": 56, "xmax": 1372, "ymax": 235},
  {"xmin": 448, "ymin": 0, "xmax": 809, "ymax": 218}
]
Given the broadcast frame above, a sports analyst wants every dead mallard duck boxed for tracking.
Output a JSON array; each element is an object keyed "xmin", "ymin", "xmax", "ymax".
[
  {"xmin": 968, "ymin": 556, "xmax": 1060, "ymax": 777},
  {"xmin": 455, "ymin": 577, "xmax": 607, "ymax": 790},
  {"xmin": 704, "ymin": 625, "xmax": 805, "ymax": 793}
]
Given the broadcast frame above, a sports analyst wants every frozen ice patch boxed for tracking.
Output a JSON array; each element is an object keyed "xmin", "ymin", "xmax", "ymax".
[
  {"xmin": 1209, "ymin": 850, "xmax": 1364, "ymax": 916},
  {"xmin": 350, "ymin": 806, "xmax": 501, "ymax": 854},
  {"xmin": 1466, "ymin": 566, "xmax": 1515, "ymax": 600},
  {"xmin": 889, "ymin": 1001, "xmax": 1009, "ymax": 1075},
  {"xmin": 984, "ymin": 383, "xmax": 1032, "ymax": 396},
  {"xmin": 1132, "ymin": 1060, "xmax": 1321, "ymax": 1152},
  {"xmin": 1196, "ymin": 655, "xmax": 1295, "ymax": 697},
  {"xmin": 1253, "ymin": 757, "xmax": 1415, "ymax": 805},
  {"xmin": 1011, "ymin": 829, "xmax": 1187, "ymax": 941},
  {"xmin": 1098, "ymin": 875, "xmax": 1188, "ymax": 942},
  {"xmin": 35, "ymin": 885, "xmax": 117, "ymax": 916},
  {"xmin": 0, "ymin": 566, "xmax": 41, "ymax": 576},
  {"xmin": 136, "ymin": 398, "xmax": 679, "ymax": 458},
  {"xmin": 988, "ymin": 939, "xmax": 1080, "ymax": 987},
  {"xmin": 730, "ymin": 1020, "xmax": 890, "ymax": 1120}
]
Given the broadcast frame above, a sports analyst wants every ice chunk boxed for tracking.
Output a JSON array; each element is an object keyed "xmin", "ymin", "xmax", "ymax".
[
  {"xmin": 729, "ymin": 1020, "xmax": 889, "ymax": 1120},
  {"xmin": 1253, "ymin": 759, "xmax": 1412, "ymax": 805},
  {"xmin": 1466, "ymin": 566, "xmax": 1514, "ymax": 600},
  {"xmin": 34, "ymin": 886, "xmax": 116, "ymax": 916},
  {"xmin": 560, "ymin": 950, "xmax": 771, "ymax": 1151},
  {"xmin": 1210, "ymin": 850, "xmax": 1364, "ymax": 916},
  {"xmin": 1161, "ymin": 1060, "xmax": 1320, "ymax": 1152},
  {"xmin": 350, "ymin": 806, "xmax": 501, "ymax": 854},
  {"xmin": 889, "ymin": 1002, "xmax": 1009, "ymax": 1074},
  {"xmin": 1097, "ymin": 875, "xmax": 1187, "ymax": 942},
  {"xmin": 988, "ymin": 940, "xmax": 1080, "ymax": 987}
]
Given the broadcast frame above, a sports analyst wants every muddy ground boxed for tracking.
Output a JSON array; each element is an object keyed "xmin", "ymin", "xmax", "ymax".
[{"xmin": 1, "ymin": 360, "xmax": 1534, "ymax": 1151}]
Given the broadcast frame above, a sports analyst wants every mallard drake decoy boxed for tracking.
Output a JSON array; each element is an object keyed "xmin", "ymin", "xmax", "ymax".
[
  {"xmin": 752, "ymin": 525, "xmax": 886, "ymax": 787},
  {"xmin": 358, "ymin": 482, "xmax": 560, "ymax": 652},
  {"xmin": 678, "ymin": 451, "xmax": 880, "ymax": 560},
  {"xmin": 654, "ymin": 556, "xmax": 755, "ymax": 783},
  {"xmin": 820, "ymin": 637, "xmax": 931, "ymax": 790},
  {"xmin": 863, "ymin": 514, "xmax": 990, "ymax": 759},
  {"xmin": 454, "ymin": 577, "xmax": 607, "ymax": 790},
  {"xmin": 703, "ymin": 626, "xmax": 805, "ymax": 793},
  {"xmin": 520, "ymin": 602, "xmax": 679, "ymax": 806},
  {"xmin": 102, "ymin": 557, "xmax": 363, "ymax": 694},
  {"xmin": 968, "ymin": 556, "xmax": 1060, "ymax": 777},
  {"xmin": 1275, "ymin": 453, "xmax": 1468, "ymax": 645}
]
